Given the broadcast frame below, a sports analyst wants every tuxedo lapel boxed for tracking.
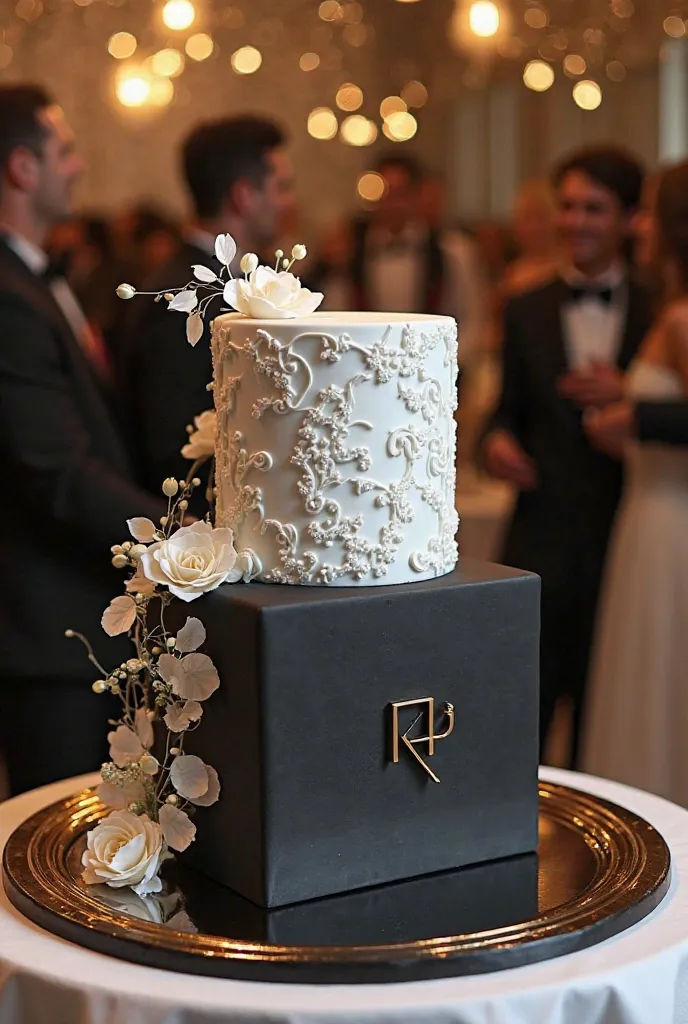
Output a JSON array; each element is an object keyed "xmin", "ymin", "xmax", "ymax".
[{"xmin": 539, "ymin": 278, "xmax": 570, "ymax": 382}]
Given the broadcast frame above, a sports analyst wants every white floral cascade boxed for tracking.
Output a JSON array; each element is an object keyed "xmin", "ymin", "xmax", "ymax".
[{"xmin": 117, "ymin": 235, "xmax": 324, "ymax": 346}]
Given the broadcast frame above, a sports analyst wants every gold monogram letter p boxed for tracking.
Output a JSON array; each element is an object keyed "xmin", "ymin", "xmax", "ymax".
[{"xmin": 390, "ymin": 697, "xmax": 455, "ymax": 784}]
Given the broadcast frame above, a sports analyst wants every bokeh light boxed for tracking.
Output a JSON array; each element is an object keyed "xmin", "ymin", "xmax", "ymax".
[
  {"xmin": 307, "ymin": 106, "xmax": 338, "ymax": 140},
  {"xmin": 468, "ymin": 1, "xmax": 500, "ymax": 38},
  {"xmin": 664, "ymin": 16, "xmax": 686, "ymax": 38},
  {"xmin": 340, "ymin": 115, "xmax": 377, "ymax": 146},
  {"xmin": 606, "ymin": 60, "xmax": 627, "ymax": 82},
  {"xmin": 299, "ymin": 51, "xmax": 320, "ymax": 71},
  {"xmin": 380, "ymin": 95, "xmax": 407, "ymax": 119},
  {"xmin": 524, "ymin": 6, "xmax": 548, "ymax": 29},
  {"xmin": 116, "ymin": 73, "xmax": 151, "ymax": 108},
  {"xmin": 162, "ymin": 0, "xmax": 195, "ymax": 31},
  {"xmin": 573, "ymin": 80, "xmax": 602, "ymax": 110},
  {"xmin": 401, "ymin": 79, "xmax": 428, "ymax": 107},
  {"xmin": 357, "ymin": 172, "xmax": 387, "ymax": 202},
  {"xmin": 108, "ymin": 32, "xmax": 137, "ymax": 59},
  {"xmin": 336, "ymin": 82, "xmax": 364, "ymax": 111},
  {"xmin": 523, "ymin": 59, "xmax": 555, "ymax": 91},
  {"xmin": 150, "ymin": 48, "xmax": 184, "ymax": 77},
  {"xmin": 319, "ymin": 0, "xmax": 341, "ymax": 20},
  {"xmin": 563, "ymin": 54, "xmax": 586, "ymax": 76},
  {"xmin": 185, "ymin": 33, "xmax": 214, "ymax": 61},
  {"xmin": 383, "ymin": 110, "xmax": 418, "ymax": 141},
  {"xmin": 150, "ymin": 77, "xmax": 175, "ymax": 106},
  {"xmin": 231, "ymin": 46, "xmax": 262, "ymax": 74}
]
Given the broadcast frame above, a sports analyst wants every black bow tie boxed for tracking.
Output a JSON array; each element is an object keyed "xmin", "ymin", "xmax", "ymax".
[{"xmin": 567, "ymin": 285, "xmax": 615, "ymax": 306}]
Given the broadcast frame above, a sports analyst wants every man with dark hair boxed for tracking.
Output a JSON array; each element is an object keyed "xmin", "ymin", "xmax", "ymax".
[
  {"xmin": 0, "ymin": 85, "xmax": 164, "ymax": 793},
  {"xmin": 123, "ymin": 117, "xmax": 294, "ymax": 494},
  {"xmin": 482, "ymin": 145, "xmax": 653, "ymax": 766},
  {"xmin": 349, "ymin": 154, "xmax": 489, "ymax": 362}
]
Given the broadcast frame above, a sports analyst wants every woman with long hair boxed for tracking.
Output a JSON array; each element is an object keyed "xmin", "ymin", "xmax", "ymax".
[{"xmin": 582, "ymin": 160, "xmax": 688, "ymax": 804}]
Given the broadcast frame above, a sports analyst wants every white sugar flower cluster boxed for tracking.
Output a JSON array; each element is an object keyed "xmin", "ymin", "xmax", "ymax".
[{"xmin": 116, "ymin": 234, "xmax": 323, "ymax": 345}]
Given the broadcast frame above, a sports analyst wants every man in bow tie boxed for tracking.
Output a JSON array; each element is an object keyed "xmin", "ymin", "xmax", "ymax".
[
  {"xmin": 482, "ymin": 146, "xmax": 652, "ymax": 767},
  {"xmin": 0, "ymin": 85, "xmax": 165, "ymax": 794}
]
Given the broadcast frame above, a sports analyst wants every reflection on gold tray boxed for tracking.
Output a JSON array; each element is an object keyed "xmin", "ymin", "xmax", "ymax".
[{"xmin": 2, "ymin": 782, "xmax": 671, "ymax": 984}]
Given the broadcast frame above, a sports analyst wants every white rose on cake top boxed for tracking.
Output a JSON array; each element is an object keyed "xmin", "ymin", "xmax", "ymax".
[
  {"xmin": 140, "ymin": 520, "xmax": 240, "ymax": 602},
  {"xmin": 223, "ymin": 263, "xmax": 323, "ymax": 320}
]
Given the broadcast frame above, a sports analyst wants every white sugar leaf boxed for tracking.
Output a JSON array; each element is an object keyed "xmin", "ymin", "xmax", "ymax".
[
  {"xmin": 166, "ymin": 909, "xmax": 198, "ymax": 934},
  {"xmin": 175, "ymin": 617, "xmax": 206, "ymax": 654},
  {"xmin": 190, "ymin": 765, "xmax": 221, "ymax": 807},
  {"xmin": 159, "ymin": 804, "xmax": 197, "ymax": 852},
  {"xmin": 101, "ymin": 595, "xmax": 137, "ymax": 637},
  {"xmin": 168, "ymin": 289, "xmax": 198, "ymax": 313},
  {"xmin": 134, "ymin": 707, "xmax": 154, "ymax": 749},
  {"xmin": 186, "ymin": 311, "xmax": 204, "ymax": 347},
  {"xmin": 164, "ymin": 702, "xmax": 192, "ymax": 733},
  {"xmin": 127, "ymin": 517, "xmax": 156, "ymax": 543},
  {"xmin": 96, "ymin": 781, "xmax": 128, "ymax": 809},
  {"xmin": 170, "ymin": 754, "xmax": 209, "ymax": 800},
  {"xmin": 214, "ymin": 233, "xmax": 237, "ymax": 267},
  {"xmin": 107, "ymin": 725, "xmax": 144, "ymax": 768},
  {"xmin": 173, "ymin": 653, "xmax": 219, "ymax": 702},
  {"xmin": 157, "ymin": 652, "xmax": 183, "ymax": 687},
  {"xmin": 192, "ymin": 264, "xmax": 217, "ymax": 283},
  {"xmin": 183, "ymin": 700, "xmax": 203, "ymax": 722}
]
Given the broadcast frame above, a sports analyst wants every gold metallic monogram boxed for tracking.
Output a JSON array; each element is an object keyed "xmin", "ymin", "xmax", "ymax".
[{"xmin": 390, "ymin": 697, "xmax": 455, "ymax": 783}]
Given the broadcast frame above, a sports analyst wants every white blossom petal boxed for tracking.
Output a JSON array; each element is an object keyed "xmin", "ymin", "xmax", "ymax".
[
  {"xmin": 192, "ymin": 264, "xmax": 218, "ymax": 283},
  {"xmin": 127, "ymin": 517, "xmax": 156, "ymax": 543},
  {"xmin": 168, "ymin": 289, "xmax": 198, "ymax": 313},
  {"xmin": 172, "ymin": 653, "xmax": 219, "ymax": 701},
  {"xmin": 186, "ymin": 311, "xmax": 204, "ymax": 347},
  {"xmin": 175, "ymin": 617, "xmax": 206, "ymax": 654},
  {"xmin": 96, "ymin": 781, "xmax": 129, "ymax": 810},
  {"xmin": 189, "ymin": 765, "xmax": 221, "ymax": 807},
  {"xmin": 107, "ymin": 725, "xmax": 144, "ymax": 768},
  {"xmin": 164, "ymin": 703, "xmax": 191, "ymax": 733},
  {"xmin": 102, "ymin": 595, "xmax": 137, "ymax": 637},
  {"xmin": 170, "ymin": 754, "xmax": 210, "ymax": 800},
  {"xmin": 214, "ymin": 233, "xmax": 237, "ymax": 267},
  {"xmin": 126, "ymin": 565, "xmax": 157, "ymax": 597},
  {"xmin": 134, "ymin": 707, "xmax": 154, "ymax": 750},
  {"xmin": 159, "ymin": 804, "xmax": 197, "ymax": 852}
]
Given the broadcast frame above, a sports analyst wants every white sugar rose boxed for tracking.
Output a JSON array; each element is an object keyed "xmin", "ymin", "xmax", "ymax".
[
  {"xmin": 140, "ymin": 520, "xmax": 238, "ymax": 602},
  {"xmin": 223, "ymin": 266, "xmax": 323, "ymax": 320},
  {"xmin": 181, "ymin": 409, "xmax": 217, "ymax": 461},
  {"xmin": 81, "ymin": 810, "xmax": 168, "ymax": 896}
]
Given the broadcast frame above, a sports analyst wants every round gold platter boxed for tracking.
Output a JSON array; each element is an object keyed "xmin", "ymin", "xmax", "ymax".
[{"xmin": 2, "ymin": 782, "xmax": 670, "ymax": 984}]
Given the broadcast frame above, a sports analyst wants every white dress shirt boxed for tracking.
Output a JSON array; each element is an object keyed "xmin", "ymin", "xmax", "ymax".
[{"xmin": 561, "ymin": 263, "xmax": 627, "ymax": 370}]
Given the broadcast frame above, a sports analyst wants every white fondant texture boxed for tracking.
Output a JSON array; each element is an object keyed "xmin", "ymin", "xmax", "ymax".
[{"xmin": 211, "ymin": 312, "xmax": 459, "ymax": 586}]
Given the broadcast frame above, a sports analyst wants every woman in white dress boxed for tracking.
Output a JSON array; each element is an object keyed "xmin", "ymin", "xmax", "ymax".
[{"xmin": 582, "ymin": 161, "xmax": 688, "ymax": 805}]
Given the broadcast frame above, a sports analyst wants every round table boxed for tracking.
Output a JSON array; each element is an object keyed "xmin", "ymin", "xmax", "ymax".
[{"xmin": 1, "ymin": 770, "xmax": 687, "ymax": 1024}]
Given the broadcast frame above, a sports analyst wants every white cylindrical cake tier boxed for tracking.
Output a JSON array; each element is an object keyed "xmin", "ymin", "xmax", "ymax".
[{"xmin": 212, "ymin": 312, "xmax": 459, "ymax": 586}]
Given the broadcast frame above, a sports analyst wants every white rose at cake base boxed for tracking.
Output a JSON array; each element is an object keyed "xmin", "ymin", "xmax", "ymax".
[
  {"xmin": 81, "ymin": 810, "xmax": 169, "ymax": 897},
  {"xmin": 212, "ymin": 312, "xmax": 458, "ymax": 586}
]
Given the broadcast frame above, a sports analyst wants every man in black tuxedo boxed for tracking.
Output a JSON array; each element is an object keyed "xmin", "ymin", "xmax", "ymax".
[
  {"xmin": 483, "ymin": 147, "xmax": 653, "ymax": 767},
  {"xmin": 122, "ymin": 117, "xmax": 295, "ymax": 497},
  {"xmin": 0, "ymin": 85, "xmax": 164, "ymax": 794}
]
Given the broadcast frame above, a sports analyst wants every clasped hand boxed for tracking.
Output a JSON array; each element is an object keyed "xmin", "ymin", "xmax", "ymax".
[{"xmin": 557, "ymin": 362, "xmax": 624, "ymax": 409}]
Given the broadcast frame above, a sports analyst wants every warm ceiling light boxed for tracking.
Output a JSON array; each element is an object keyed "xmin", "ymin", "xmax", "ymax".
[
  {"xmin": 116, "ymin": 73, "xmax": 151, "ymax": 108},
  {"xmin": 299, "ymin": 51, "xmax": 320, "ymax": 71},
  {"xmin": 468, "ymin": 1, "xmax": 500, "ymax": 38},
  {"xmin": 151, "ymin": 48, "xmax": 184, "ymax": 77},
  {"xmin": 319, "ymin": 0, "xmax": 341, "ymax": 20},
  {"xmin": 308, "ymin": 106, "xmax": 338, "ymax": 140},
  {"xmin": 606, "ymin": 60, "xmax": 627, "ymax": 82},
  {"xmin": 150, "ymin": 77, "xmax": 175, "ymax": 106},
  {"xmin": 108, "ymin": 32, "xmax": 137, "ymax": 59},
  {"xmin": 523, "ymin": 59, "xmax": 555, "ymax": 91},
  {"xmin": 384, "ymin": 111, "xmax": 418, "ymax": 141},
  {"xmin": 380, "ymin": 95, "xmax": 407, "ymax": 119},
  {"xmin": 524, "ymin": 6, "xmax": 547, "ymax": 29},
  {"xmin": 162, "ymin": 0, "xmax": 195, "ymax": 31},
  {"xmin": 401, "ymin": 79, "xmax": 428, "ymax": 108},
  {"xmin": 573, "ymin": 80, "xmax": 602, "ymax": 110},
  {"xmin": 341, "ymin": 1, "xmax": 363, "ymax": 22},
  {"xmin": 231, "ymin": 46, "xmax": 262, "ymax": 74},
  {"xmin": 340, "ymin": 115, "xmax": 377, "ymax": 146},
  {"xmin": 563, "ymin": 54, "xmax": 586, "ymax": 76},
  {"xmin": 336, "ymin": 82, "xmax": 363, "ymax": 111},
  {"xmin": 357, "ymin": 171, "xmax": 387, "ymax": 202},
  {"xmin": 185, "ymin": 33, "xmax": 214, "ymax": 60},
  {"xmin": 664, "ymin": 16, "xmax": 686, "ymax": 38},
  {"xmin": 343, "ymin": 23, "xmax": 369, "ymax": 46}
]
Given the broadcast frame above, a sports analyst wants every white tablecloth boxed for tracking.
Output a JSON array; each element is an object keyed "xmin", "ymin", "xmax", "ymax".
[{"xmin": 0, "ymin": 769, "xmax": 687, "ymax": 1024}]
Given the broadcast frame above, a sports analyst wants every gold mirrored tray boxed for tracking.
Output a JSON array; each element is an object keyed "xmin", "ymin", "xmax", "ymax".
[{"xmin": 2, "ymin": 781, "xmax": 671, "ymax": 983}]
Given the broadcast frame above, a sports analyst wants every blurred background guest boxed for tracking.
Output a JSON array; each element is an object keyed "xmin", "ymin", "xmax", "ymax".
[
  {"xmin": 0, "ymin": 85, "xmax": 164, "ymax": 794},
  {"xmin": 583, "ymin": 161, "xmax": 688, "ymax": 804},
  {"xmin": 501, "ymin": 180, "xmax": 559, "ymax": 300},
  {"xmin": 482, "ymin": 146, "xmax": 652, "ymax": 767},
  {"xmin": 122, "ymin": 116, "xmax": 295, "ymax": 499}
]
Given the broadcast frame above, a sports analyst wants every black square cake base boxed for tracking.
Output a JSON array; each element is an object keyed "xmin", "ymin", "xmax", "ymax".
[{"xmin": 182, "ymin": 558, "xmax": 540, "ymax": 908}]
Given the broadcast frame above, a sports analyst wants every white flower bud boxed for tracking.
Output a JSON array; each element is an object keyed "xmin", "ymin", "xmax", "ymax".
[
  {"xmin": 192, "ymin": 477, "xmax": 201, "ymax": 488},
  {"xmin": 64, "ymin": 629, "xmax": 75, "ymax": 638},
  {"xmin": 275, "ymin": 249, "xmax": 284, "ymax": 260},
  {"xmin": 140, "ymin": 754, "xmax": 159, "ymax": 775},
  {"xmin": 116, "ymin": 283, "xmax": 136, "ymax": 300},
  {"xmin": 291, "ymin": 244, "xmax": 307, "ymax": 261},
  {"xmin": 166, "ymin": 793, "xmax": 179, "ymax": 804},
  {"xmin": 162, "ymin": 477, "xmax": 179, "ymax": 497},
  {"xmin": 178, "ymin": 499, "xmax": 189, "ymax": 511},
  {"xmin": 282, "ymin": 258, "xmax": 290, "ymax": 269},
  {"xmin": 111, "ymin": 553, "xmax": 128, "ymax": 569},
  {"xmin": 240, "ymin": 252, "xmax": 259, "ymax": 274},
  {"xmin": 121, "ymin": 541, "xmax": 132, "ymax": 553},
  {"xmin": 166, "ymin": 637, "xmax": 176, "ymax": 648},
  {"xmin": 163, "ymin": 292, "xmax": 174, "ymax": 301},
  {"xmin": 129, "ymin": 543, "xmax": 147, "ymax": 562},
  {"xmin": 160, "ymin": 515, "xmax": 168, "ymax": 526},
  {"xmin": 126, "ymin": 659, "xmax": 143, "ymax": 673},
  {"xmin": 170, "ymin": 748, "xmax": 180, "ymax": 757},
  {"xmin": 92, "ymin": 680, "xmax": 107, "ymax": 693},
  {"xmin": 110, "ymin": 544, "xmax": 124, "ymax": 555}
]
